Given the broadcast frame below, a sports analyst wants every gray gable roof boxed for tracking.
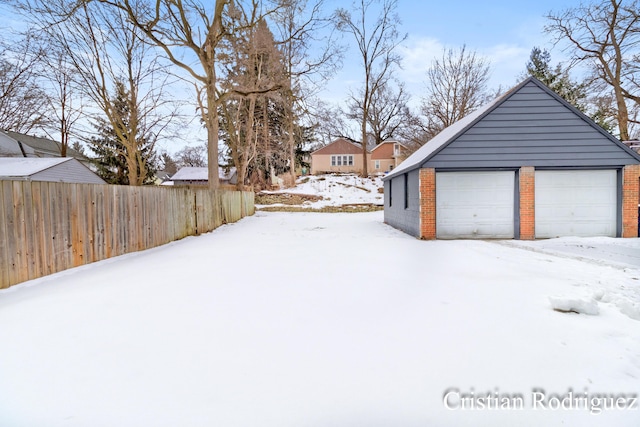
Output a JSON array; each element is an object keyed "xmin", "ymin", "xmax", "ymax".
[
  {"xmin": 0, "ymin": 131, "xmax": 37, "ymax": 157},
  {"xmin": 0, "ymin": 130, "xmax": 88, "ymax": 161},
  {"xmin": 384, "ymin": 77, "xmax": 640, "ymax": 180}
]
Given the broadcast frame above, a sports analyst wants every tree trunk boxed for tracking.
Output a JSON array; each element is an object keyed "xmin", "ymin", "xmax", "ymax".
[
  {"xmin": 263, "ymin": 100, "xmax": 271, "ymax": 185},
  {"xmin": 206, "ymin": 78, "xmax": 220, "ymax": 190},
  {"xmin": 614, "ymin": 87, "xmax": 630, "ymax": 141},
  {"xmin": 361, "ymin": 108, "xmax": 368, "ymax": 178},
  {"xmin": 288, "ymin": 117, "xmax": 296, "ymax": 184}
]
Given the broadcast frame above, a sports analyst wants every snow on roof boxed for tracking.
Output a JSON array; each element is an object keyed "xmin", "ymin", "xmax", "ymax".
[
  {"xmin": 0, "ymin": 157, "xmax": 72, "ymax": 177},
  {"xmin": 1, "ymin": 129, "xmax": 87, "ymax": 160},
  {"xmin": 384, "ymin": 92, "xmax": 507, "ymax": 180},
  {"xmin": 171, "ymin": 166, "xmax": 237, "ymax": 181},
  {"xmin": 171, "ymin": 167, "xmax": 208, "ymax": 181},
  {"xmin": 385, "ymin": 77, "xmax": 640, "ymax": 180}
]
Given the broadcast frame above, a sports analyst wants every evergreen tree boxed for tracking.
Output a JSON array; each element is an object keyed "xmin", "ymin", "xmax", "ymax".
[
  {"xmin": 159, "ymin": 152, "xmax": 178, "ymax": 175},
  {"xmin": 524, "ymin": 47, "xmax": 619, "ymax": 134},
  {"xmin": 524, "ymin": 47, "xmax": 587, "ymax": 111},
  {"xmin": 218, "ymin": 18, "xmax": 287, "ymax": 188},
  {"xmin": 87, "ymin": 81, "xmax": 157, "ymax": 185}
]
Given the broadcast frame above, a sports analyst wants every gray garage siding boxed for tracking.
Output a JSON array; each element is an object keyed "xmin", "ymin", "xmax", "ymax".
[
  {"xmin": 422, "ymin": 81, "xmax": 638, "ymax": 169},
  {"xmin": 383, "ymin": 169, "xmax": 420, "ymax": 237}
]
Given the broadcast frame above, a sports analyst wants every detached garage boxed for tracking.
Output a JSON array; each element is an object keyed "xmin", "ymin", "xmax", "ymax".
[{"xmin": 383, "ymin": 77, "xmax": 640, "ymax": 239}]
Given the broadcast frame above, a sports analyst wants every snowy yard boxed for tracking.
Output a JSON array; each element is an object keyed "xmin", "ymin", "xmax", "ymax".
[{"xmin": 1, "ymin": 209, "xmax": 639, "ymax": 426}]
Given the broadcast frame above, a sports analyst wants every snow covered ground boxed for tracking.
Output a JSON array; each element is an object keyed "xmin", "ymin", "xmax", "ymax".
[
  {"xmin": 502, "ymin": 236, "xmax": 640, "ymax": 269},
  {"xmin": 1, "ymin": 209, "xmax": 639, "ymax": 426},
  {"xmin": 259, "ymin": 173, "xmax": 384, "ymax": 208}
]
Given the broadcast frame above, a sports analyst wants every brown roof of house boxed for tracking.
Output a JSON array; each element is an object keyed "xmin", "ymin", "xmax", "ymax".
[
  {"xmin": 370, "ymin": 141, "xmax": 406, "ymax": 160},
  {"xmin": 370, "ymin": 142, "xmax": 394, "ymax": 160},
  {"xmin": 312, "ymin": 138, "xmax": 368, "ymax": 155}
]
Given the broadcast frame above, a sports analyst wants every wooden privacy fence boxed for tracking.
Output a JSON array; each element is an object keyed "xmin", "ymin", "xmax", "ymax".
[{"xmin": 0, "ymin": 181, "xmax": 254, "ymax": 290}]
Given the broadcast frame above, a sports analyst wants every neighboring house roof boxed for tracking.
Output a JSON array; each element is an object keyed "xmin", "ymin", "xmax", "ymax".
[
  {"xmin": 311, "ymin": 138, "xmax": 369, "ymax": 155},
  {"xmin": 623, "ymin": 140, "xmax": 640, "ymax": 152},
  {"xmin": 171, "ymin": 166, "xmax": 208, "ymax": 181},
  {"xmin": 155, "ymin": 170, "xmax": 173, "ymax": 181},
  {"xmin": 384, "ymin": 77, "xmax": 640, "ymax": 180},
  {"xmin": 0, "ymin": 132, "xmax": 37, "ymax": 157},
  {"xmin": 0, "ymin": 157, "xmax": 106, "ymax": 184},
  {"xmin": 1, "ymin": 130, "xmax": 88, "ymax": 161},
  {"xmin": 370, "ymin": 140, "xmax": 405, "ymax": 160},
  {"xmin": 171, "ymin": 166, "xmax": 237, "ymax": 182}
]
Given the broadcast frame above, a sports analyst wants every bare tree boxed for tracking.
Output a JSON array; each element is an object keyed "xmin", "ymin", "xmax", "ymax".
[
  {"xmin": 94, "ymin": 0, "xmax": 286, "ymax": 189},
  {"xmin": 175, "ymin": 144, "xmax": 208, "ymax": 168},
  {"xmin": 334, "ymin": 0, "xmax": 406, "ymax": 177},
  {"xmin": 310, "ymin": 99, "xmax": 350, "ymax": 148},
  {"xmin": 17, "ymin": 0, "xmax": 178, "ymax": 185},
  {"xmin": 38, "ymin": 48, "xmax": 84, "ymax": 157},
  {"xmin": 274, "ymin": 0, "xmax": 343, "ymax": 184},
  {"xmin": 347, "ymin": 79, "xmax": 411, "ymax": 145},
  {"xmin": 394, "ymin": 109, "xmax": 431, "ymax": 154},
  {"xmin": 0, "ymin": 37, "xmax": 50, "ymax": 134},
  {"xmin": 546, "ymin": 0, "xmax": 640, "ymax": 140},
  {"xmin": 421, "ymin": 45, "xmax": 492, "ymax": 138}
]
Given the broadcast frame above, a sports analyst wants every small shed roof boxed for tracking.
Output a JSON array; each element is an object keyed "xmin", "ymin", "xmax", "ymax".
[
  {"xmin": 171, "ymin": 166, "xmax": 237, "ymax": 181},
  {"xmin": 0, "ymin": 157, "xmax": 72, "ymax": 176},
  {"xmin": 0, "ymin": 157, "xmax": 106, "ymax": 184}
]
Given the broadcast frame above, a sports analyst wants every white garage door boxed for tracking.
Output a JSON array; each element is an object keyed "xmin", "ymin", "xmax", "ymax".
[
  {"xmin": 535, "ymin": 170, "xmax": 617, "ymax": 238},
  {"xmin": 436, "ymin": 171, "xmax": 515, "ymax": 239}
]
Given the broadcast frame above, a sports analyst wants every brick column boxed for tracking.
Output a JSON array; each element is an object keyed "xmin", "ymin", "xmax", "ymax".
[
  {"xmin": 622, "ymin": 164, "xmax": 640, "ymax": 238},
  {"xmin": 519, "ymin": 166, "xmax": 535, "ymax": 240},
  {"xmin": 419, "ymin": 168, "xmax": 436, "ymax": 240}
]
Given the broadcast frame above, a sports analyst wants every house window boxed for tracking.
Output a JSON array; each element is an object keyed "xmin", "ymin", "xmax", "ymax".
[
  {"xmin": 404, "ymin": 173, "xmax": 409, "ymax": 209},
  {"xmin": 331, "ymin": 155, "xmax": 353, "ymax": 167},
  {"xmin": 375, "ymin": 160, "xmax": 380, "ymax": 169},
  {"xmin": 394, "ymin": 144, "xmax": 400, "ymax": 157}
]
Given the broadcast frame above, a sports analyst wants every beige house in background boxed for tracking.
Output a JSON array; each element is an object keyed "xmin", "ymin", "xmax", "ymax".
[
  {"xmin": 370, "ymin": 140, "xmax": 407, "ymax": 174},
  {"xmin": 311, "ymin": 138, "xmax": 370, "ymax": 175}
]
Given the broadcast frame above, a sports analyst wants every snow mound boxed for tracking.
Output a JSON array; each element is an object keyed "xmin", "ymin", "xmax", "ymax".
[
  {"xmin": 549, "ymin": 296, "xmax": 599, "ymax": 315},
  {"xmin": 615, "ymin": 298, "xmax": 640, "ymax": 321},
  {"xmin": 593, "ymin": 290, "xmax": 640, "ymax": 321}
]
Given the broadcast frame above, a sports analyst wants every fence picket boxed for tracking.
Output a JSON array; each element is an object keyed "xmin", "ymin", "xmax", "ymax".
[{"xmin": 0, "ymin": 182, "xmax": 253, "ymax": 290}]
